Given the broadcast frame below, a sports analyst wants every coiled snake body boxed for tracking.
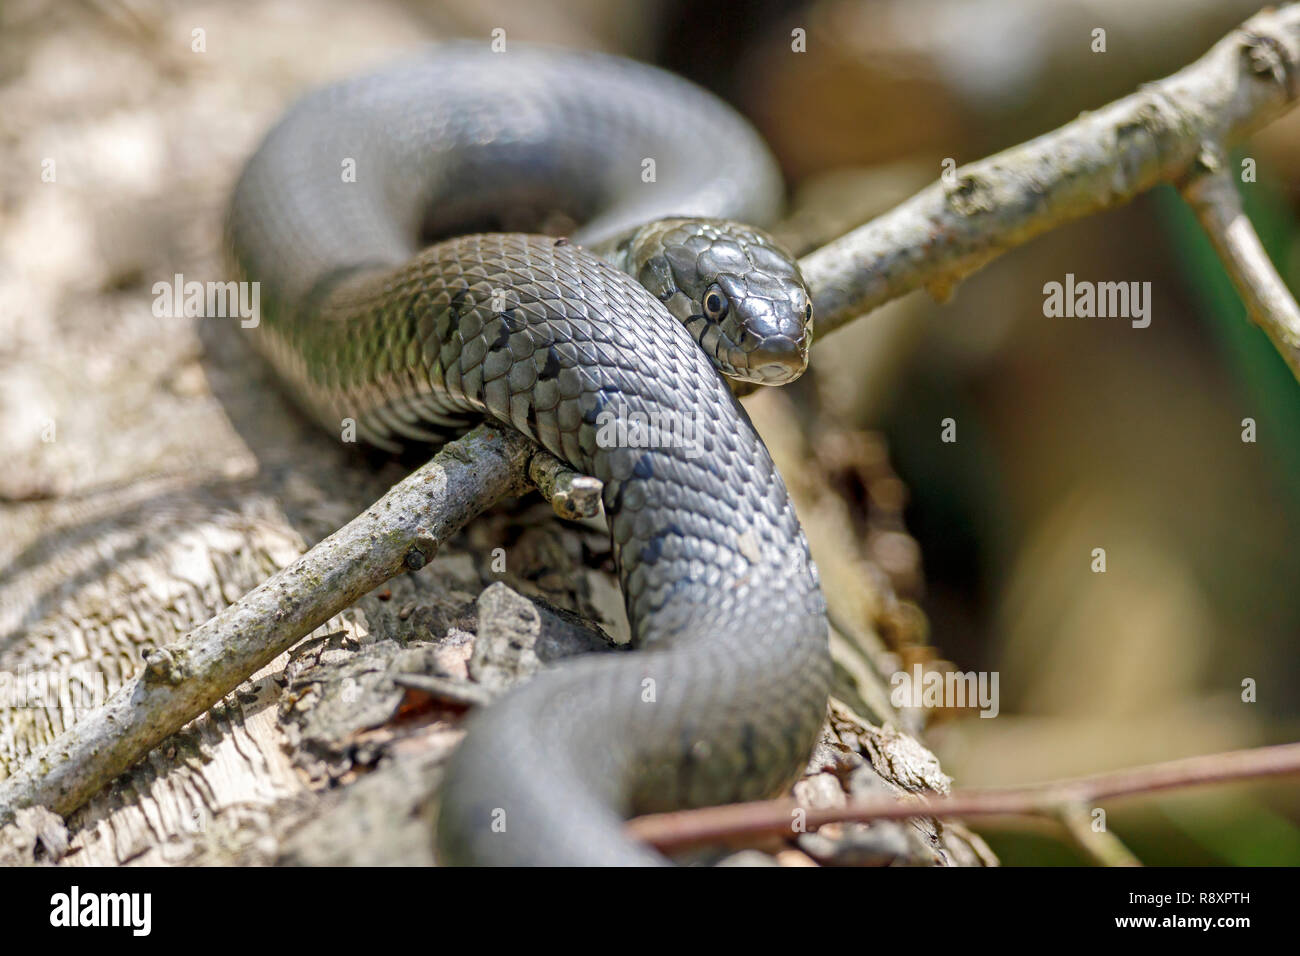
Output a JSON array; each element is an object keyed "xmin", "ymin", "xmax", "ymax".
[{"xmin": 229, "ymin": 45, "xmax": 831, "ymax": 865}]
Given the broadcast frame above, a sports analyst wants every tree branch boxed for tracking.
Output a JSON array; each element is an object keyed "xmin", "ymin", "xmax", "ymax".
[
  {"xmin": 1181, "ymin": 153, "xmax": 1300, "ymax": 379},
  {"xmin": 1056, "ymin": 801, "xmax": 1142, "ymax": 867},
  {"xmin": 803, "ymin": 3, "xmax": 1300, "ymax": 376},
  {"xmin": 0, "ymin": 425, "xmax": 536, "ymax": 822},
  {"xmin": 625, "ymin": 741, "xmax": 1300, "ymax": 854}
]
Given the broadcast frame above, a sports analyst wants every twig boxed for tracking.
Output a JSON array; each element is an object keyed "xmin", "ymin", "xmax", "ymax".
[
  {"xmin": 0, "ymin": 425, "xmax": 536, "ymax": 822},
  {"xmin": 626, "ymin": 741, "xmax": 1300, "ymax": 853},
  {"xmin": 803, "ymin": 4, "xmax": 1300, "ymax": 366},
  {"xmin": 528, "ymin": 449, "xmax": 604, "ymax": 520},
  {"xmin": 1056, "ymin": 802, "xmax": 1142, "ymax": 867},
  {"xmin": 1182, "ymin": 153, "xmax": 1300, "ymax": 380}
]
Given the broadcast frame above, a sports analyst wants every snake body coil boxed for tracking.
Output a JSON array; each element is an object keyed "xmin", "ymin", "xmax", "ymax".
[{"xmin": 229, "ymin": 45, "xmax": 831, "ymax": 865}]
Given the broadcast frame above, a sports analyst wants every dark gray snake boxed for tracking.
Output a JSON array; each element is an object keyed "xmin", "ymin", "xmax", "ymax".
[{"xmin": 228, "ymin": 44, "xmax": 831, "ymax": 865}]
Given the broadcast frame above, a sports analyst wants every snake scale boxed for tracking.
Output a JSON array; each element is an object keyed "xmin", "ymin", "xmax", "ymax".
[{"xmin": 228, "ymin": 45, "xmax": 832, "ymax": 865}]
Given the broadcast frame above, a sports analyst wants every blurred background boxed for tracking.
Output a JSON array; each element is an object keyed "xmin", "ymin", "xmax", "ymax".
[{"xmin": 2, "ymin": 0, "xmax": 1298, "ymax": 864}]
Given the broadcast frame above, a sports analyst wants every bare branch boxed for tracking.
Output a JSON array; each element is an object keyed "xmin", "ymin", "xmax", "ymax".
[
  {"xmin": 1056, "ymin": 802, "xmax": 1143, "ymax": 867},
  {"xmin": 1182, "ymin": 154, "xmax": 1300, "ymax": 379},
  {"xmin": 626, "ymin": 741, "xmax": 1300, "ymax": 854},
  {"xmin": 803, "ymin": 4, "xmax": 1300, "ymax": 346},
  {"xmin": 0, "ymin": 425, "xmax": 535, "ymax": 822},
  {"xmin": 528, "ymin": 449, "xmax": 604, "ymax": 520}
]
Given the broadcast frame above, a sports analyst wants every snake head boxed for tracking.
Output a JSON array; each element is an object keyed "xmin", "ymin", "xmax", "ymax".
[{"xmin": 625, "ymin": 218, "xmax": 813, "ymax": 385}]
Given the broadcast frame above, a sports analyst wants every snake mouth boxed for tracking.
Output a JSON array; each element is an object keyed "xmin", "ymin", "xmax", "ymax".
[
  {"xmin": 746, "ymin": 359, "xmax": 806, "ymax": 385},
  {"xmin": 691, "ymin": 319, "xmax": 809, "ymax": 386},
  {"xmin": 729, "ymin": 329, "xmax": 811, "ymax": 385},
  {"xmin": 730, "ymin": 358, "xmax": 807, "ymax": 386}
]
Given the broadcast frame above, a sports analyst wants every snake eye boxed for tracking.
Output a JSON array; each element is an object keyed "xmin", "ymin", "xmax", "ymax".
[
  {"xmin": 804, "ymin": 302, "xmax": 813, "ymax": 321},
  {"xmin": 702, "ymin": 287, "xmax": 729, "ymax": 321}
]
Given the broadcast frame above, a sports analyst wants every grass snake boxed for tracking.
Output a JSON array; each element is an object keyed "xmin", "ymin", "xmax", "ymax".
[{"xmin": 228, "ymin": 44, "xmax": 832, "ymax": 865}]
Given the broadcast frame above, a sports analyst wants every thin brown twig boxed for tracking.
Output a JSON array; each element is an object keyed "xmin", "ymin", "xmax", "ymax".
[{"xmin": 626, "ymin": 741, "xmax": 1300, "ymax": 853}]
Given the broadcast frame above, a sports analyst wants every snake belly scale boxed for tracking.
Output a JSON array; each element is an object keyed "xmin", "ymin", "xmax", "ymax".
[{"xmin": 228, "ymin": 45, "xmax": 832, "ymax": 865}]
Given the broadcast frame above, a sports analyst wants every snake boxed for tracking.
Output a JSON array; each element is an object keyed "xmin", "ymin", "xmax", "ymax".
[{"xmin": 227, "ymin": 44, "xmax": 832, "ymax": 865}]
